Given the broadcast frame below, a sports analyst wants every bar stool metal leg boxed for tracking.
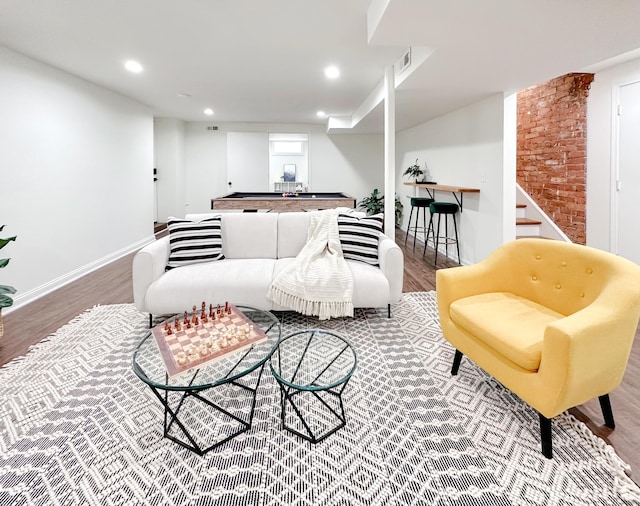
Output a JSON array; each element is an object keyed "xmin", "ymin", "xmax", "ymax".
[{"xmin": 404, "ymin": 205, "xmax": 415, "ymax": 245}]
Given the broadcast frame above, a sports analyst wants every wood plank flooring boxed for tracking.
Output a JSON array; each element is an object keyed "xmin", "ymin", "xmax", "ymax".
[{"xmin": 1, "ymin": 228, "xmax": 638, "ymax": 483}]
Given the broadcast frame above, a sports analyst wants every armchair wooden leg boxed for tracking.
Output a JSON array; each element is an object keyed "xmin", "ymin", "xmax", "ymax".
[
  {"xmin": 599, "ymin": 394, "xmax": 615, "ymax": 429},
  {"xmin": 388, "ymin": 304, "xmax": 391, "ymax": 318},
  {"xmin": 149, "ymin": 314, "xmax": 153, "ymax": 328},
  {"xmin": 451, "ymin": 349, "xmax": 463, "ymax": 375},
  {"xmin": 539, "ymin": 413, "xmax": 553, "ymax": 459}
]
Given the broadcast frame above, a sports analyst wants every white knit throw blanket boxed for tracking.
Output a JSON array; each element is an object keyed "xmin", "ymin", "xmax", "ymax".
[{"xmin": 268, "ymin": 209, "xmax": 354, "ymax": 320}]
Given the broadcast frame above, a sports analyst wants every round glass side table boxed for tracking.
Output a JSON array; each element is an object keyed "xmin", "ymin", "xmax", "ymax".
[{"xmin": 269, "ymin": 329, "xmax": 357, "ymax": 443}]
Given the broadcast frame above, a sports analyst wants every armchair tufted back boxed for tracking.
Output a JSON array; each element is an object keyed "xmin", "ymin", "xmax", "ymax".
[{"xmin": 482, "ymin": 238, "xmax": 640, "ymax": 317}]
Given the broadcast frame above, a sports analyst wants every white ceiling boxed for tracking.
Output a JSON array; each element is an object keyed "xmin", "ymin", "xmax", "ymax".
[{"xmin": 2, "ymin": 0, "xmax": 640, "ymax": 134}]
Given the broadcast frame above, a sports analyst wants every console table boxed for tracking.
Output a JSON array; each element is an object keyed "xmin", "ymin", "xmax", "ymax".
[{"xmin": 404, "ymin": 182, "xmax": 480, "ymax": 212}]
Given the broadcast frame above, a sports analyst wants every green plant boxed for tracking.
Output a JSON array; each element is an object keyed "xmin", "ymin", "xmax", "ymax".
[
  {"xmin": 0, "ymin": 224, "xmax": 17, "ymax": 310},
  {"xmin": 357, "ymin": 189, "xmax": 404, "ymax": 226},
  {"xmin": 403, "ymin": 158, "xmax": 424, "ymax": 180}
]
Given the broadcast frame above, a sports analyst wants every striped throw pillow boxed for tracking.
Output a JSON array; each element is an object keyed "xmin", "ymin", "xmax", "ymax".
[
  {"xmin": 338, "ymin": 213, "xmax": 383, "ymax": 266},
  {"xmin": 166, "ymin": 216, "xmax": 224, "ymax": 270}
]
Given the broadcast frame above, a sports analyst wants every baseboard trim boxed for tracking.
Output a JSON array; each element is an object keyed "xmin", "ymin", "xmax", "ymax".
[{"xmin": 5, "ymin": 235, "xmax": 155, "ymax": 314}]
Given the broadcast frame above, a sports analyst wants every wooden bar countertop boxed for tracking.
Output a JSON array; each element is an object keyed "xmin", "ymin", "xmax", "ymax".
[{"xmin": 403, "ymin": 182, "xmax": 480, "ymax": 193}]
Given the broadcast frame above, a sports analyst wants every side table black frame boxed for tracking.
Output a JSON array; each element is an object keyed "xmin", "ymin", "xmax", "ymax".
[
  {"xmin": 146, "ymin": 356, "xmax": 266, "ymax": 456},
  {"xmin": 270, "ymin": 329, "xmax": 357, "ymax": 444}
]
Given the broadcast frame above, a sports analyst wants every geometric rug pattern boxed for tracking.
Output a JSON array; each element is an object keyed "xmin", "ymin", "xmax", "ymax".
[{"xmin": 0, "ymin": 292, "xmax": 638, "ymax": 505}]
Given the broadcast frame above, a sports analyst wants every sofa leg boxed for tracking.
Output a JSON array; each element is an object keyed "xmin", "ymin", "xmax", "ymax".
[
  {"xmin": 388, "ymin": 304, "xmax": 391, "ymax": 318},
  {"xmin": 539, "ymin": 413, "xmax": 553, "ymax": 459},
  {"xmin": 149, "ymin": 314, "xmax": 153, "ymax": 329},
  {"xmin": 599, "ymin": 394, "xmax": 615, "ymax": 429},
  {"xmin": 451, "ymin": 349, "xmax": 463, "ymax": 375}
]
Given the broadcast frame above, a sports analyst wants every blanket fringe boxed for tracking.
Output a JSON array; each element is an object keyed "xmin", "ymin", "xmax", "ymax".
[{"xmin": 269, "ymin": 286, "xmax": 353, "ymax": 320}]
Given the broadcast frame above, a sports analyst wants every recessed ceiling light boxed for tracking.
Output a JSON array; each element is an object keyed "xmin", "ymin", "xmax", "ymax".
[
  {"xmin": 177, "ymin": 93, "xmax": 192, "ymax": 98},
  {"xmin": 124, "ymin": 60, "xmax": 144, "ymax": 73},
  {"xmin": 316, "ymin": 111, "xmax": 327, "ymax": 118},
  {"xmin": 324, "ymin": 66, "xmax": 340, "ymax": 79},
  {"xmin": 204, "ymin": 108, "xmax": 214, "ymax": 116}
]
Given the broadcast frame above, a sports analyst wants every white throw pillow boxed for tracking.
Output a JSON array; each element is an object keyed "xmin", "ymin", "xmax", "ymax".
[
  {"xmin": 337, "ymin": 213, "xmax": 383, "ymax": 266},
  {"xmin": 166, "ymin": 216, "xmax": 224, "ymax": 270}
]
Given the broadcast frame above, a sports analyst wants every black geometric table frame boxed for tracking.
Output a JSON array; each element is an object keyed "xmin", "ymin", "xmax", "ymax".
[
  {"xmin": 271, "ymin": 330, "xmax": 357, "ymax": 444},
  {"xmin": 276, "ymin": 376, "xmax": 352, "ymax": 444},
  {"xmin": 145, "ymin": 359, "xmax": 266, "ymax": 456}
]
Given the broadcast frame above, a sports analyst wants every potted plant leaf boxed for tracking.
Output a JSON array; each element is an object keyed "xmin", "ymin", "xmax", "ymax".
[
  {"xmin": 358, "ymin": 189, "xmax": 404, "ymax": 227},
  {"xmin": 403, "ymin": 158, "xmax": 424, "ymax": 182},
  {"xmin": 0, "ymin": 225, "xmax": 17, "ymax": 339}
]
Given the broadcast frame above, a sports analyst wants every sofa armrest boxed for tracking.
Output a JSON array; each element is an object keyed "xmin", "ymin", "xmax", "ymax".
[
  {"xmin": 378, "ymin": 236, "xmax": 404, "ymax": 303},
  {"xmin": 132, "ymin": 236, "xmax": 170, "ymax": 313}
]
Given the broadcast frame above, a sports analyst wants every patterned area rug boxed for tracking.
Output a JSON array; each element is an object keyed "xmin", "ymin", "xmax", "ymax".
[{"xmin": 1, "ymin": 292, "xmax": 639, "ymax": 506}]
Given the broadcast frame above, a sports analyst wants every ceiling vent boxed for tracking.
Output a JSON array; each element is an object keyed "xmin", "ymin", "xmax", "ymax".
[
  {"xmin": 206, "ymin": 126, "xmax": 219, "ymax": 131},
  {"xmin": 399, "ymin": 48, "xmax": 411, "ymax": 74}
]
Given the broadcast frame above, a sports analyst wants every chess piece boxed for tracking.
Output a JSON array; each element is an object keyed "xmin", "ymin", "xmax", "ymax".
[
  {"xmin": 225, "ymin": 301, "xmax": 231, "ymax": 314},
  {"xmin": 176, "ymin": 351, "xmax": 187, "ymax": 366},
  {"xmin": 199, "ymin": 344, "xmax": 208, "ymax": 356},
  {"xmin": 164, "ymin": 321, "xmax": 170, "ymax": 333},
  {"xmin": 183, "ymin": 311, "xmax": 188, "ymax": 325},
  {"xmin": 174, "ymin": 319, "xmax": 181, "ymax": 332}
]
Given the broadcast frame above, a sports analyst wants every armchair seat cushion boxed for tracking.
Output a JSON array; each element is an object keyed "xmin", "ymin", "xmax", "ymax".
[{"xmin": 450, "ymin": 292, "xmax": 564, "ymax": 371}]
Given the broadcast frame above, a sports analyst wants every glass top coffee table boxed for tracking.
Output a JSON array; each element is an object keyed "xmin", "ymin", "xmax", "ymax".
[
  {"xmin": 269, "ymin": 329, "xmax": 357, "ymax": 443},
  {"xmin": 132, "ymin": 305, "xmax": 281, "ymax": 455}
]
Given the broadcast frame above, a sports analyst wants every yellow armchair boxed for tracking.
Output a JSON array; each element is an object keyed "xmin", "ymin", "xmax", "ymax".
[{"xmin": 436, "ymin": 238, "xmax": 640, "ymax": 458}]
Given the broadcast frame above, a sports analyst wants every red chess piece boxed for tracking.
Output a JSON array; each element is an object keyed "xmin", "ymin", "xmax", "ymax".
[
  {"xmin": 209, "ymin": 304, "xmax": 214, "ymax": 319},
  {"xmin": 164, "ymin": 321, "xmax": 170, "ymax": 333},
  {"xmin": 192, "ymin": 313, "xmax": 199, "ymax": 326},
  {"xmin": 175, "ymin": 319, "xmax": 181, "ymax": 331},
  {"xmin": 183, "ymin": 311, "xmax": 188, "ymax": 324}
]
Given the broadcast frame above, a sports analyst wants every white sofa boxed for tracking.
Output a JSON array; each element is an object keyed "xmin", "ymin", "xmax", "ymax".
[{"xmin": 132, "ymin": 211, "xmax": 404, "ymax": 320}]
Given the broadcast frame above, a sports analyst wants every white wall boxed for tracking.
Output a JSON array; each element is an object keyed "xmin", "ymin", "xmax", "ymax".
[
  {"xmin": 587, "ymin": 56, "xmax": 640, "ymax": 251},
  {"xmin": 0, "ymin": 46, "xmax": 154, "ymax": 311},
  {"xmin": 164, "ymin": 122, "xmax": 384, "ymax": 215},
  {"xmin": 396, "ymin": 94, "xmax": 510, "ymax": 264}
]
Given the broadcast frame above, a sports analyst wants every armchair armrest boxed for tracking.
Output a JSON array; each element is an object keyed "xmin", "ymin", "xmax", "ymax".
[
  {"xmin": 378, "ymin": 236, "xmax": 404, "ymax": 303},
  {"xmin": 540, "ymin": 282, "xmax": 640, "ymax": 415},
  {"xmin": 132, "ymin": 236, "xmax": 170, "ymax": 312}
]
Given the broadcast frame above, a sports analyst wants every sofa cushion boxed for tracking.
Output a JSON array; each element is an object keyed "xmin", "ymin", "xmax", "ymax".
[
  {"xmin": 221, "ymin": 212, "xmax": 278, "ymax": 259},
  {"xmin": 146, "ymin": 258, "xmax": 277, "ymax": 314},
  {"xmin": 277, "ymin": 212, "xmax": 311, "ymax": 258},
  {"xmin": 449, "ymin": 292, "xmax": 564, "ymax": 371},
  {"xmin": 338, "ymin": 213, "xmax": 383, "ymax": 266},
  {"xmin": 166, "ymin": 216, "xmax": 224, "ymax": 270}
]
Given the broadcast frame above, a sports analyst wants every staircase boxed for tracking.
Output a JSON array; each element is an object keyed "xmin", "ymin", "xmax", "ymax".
[
  {"xmin": 516, "ymin": 204, "xmax": 543, "ymax": 238},
  {"xmin": 516, "ymin": 185, "xmax": 570, "ymax": 242}
]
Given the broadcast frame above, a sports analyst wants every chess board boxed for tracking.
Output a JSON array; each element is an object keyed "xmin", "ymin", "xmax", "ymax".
[{"xmin": 151, "ymin": 303, "xmax": 268, "ymax": 379}]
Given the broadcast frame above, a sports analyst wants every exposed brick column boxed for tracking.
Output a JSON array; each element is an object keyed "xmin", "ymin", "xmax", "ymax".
[{"xmin": 517, "ymin": 73, "xmax": 594, "ymax": 244}]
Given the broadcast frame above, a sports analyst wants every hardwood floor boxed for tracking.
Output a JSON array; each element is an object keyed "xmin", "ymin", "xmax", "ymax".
[{"xmin": 1, "ymin": 228, "xmax": 638, "ymax": 482}]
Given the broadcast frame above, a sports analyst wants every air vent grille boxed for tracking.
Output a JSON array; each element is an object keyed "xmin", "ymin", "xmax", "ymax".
[{"xmin": 207, "ymin": 126, "xmax": 219, "ymax": 131}]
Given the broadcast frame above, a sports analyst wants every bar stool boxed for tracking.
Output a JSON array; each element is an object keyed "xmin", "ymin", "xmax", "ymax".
[
  {"xmin": 424, "ymin": 202, "xmax": 460, "ymax": 265},
  {"xmin": 404, "ymin": 197, "xmax": 434, "ymax": 250}
]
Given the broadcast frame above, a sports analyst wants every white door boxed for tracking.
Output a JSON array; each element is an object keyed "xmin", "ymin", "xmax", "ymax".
[
  {"xmin": 616, "ymin": 81, "xmax": 640, "ymax": 264},
  {"xmin": 226, "ymin": 132, "xmax": 269, "ymax": 192}
]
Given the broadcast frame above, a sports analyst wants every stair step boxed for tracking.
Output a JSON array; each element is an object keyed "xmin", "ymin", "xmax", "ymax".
[{"xmin": 516, "ymin": 217, "xmax": 542, "ymax": 226}]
